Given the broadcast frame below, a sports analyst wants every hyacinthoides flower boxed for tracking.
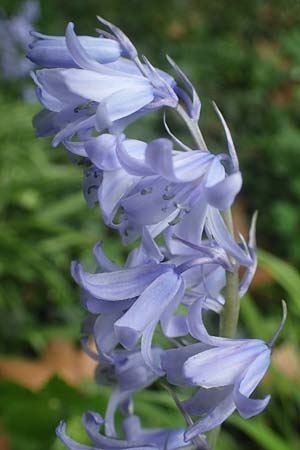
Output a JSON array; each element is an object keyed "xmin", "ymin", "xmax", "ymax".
[
  {"xmin": 29, "ymin": 15, "xmax": 286, "ymax": 450},
  {"xmin": 29, "ymin": 20, "xmax": 178, "ymax": 149},
  {"xmin": 56, "ymin": 409, "xmax": 199, "ymax": 450},
  {"xmin": 161, "ymin": 299, "xmax": 287, "ymax": 440}
]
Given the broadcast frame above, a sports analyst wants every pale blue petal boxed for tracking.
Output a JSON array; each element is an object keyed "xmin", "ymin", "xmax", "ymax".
[
  {"xmin": 234, "ymin": 389, "xmax": 271, "ymax": 419},
  {"xmin": 183, "ymin": 340, "xmax": 265, "ymax": 388},
  {"xmin": 116, "ymin": 138, "xmax": 154, "ymax": 176},
  {"xmin": 35, "ymin": 68, "xmax": 85, "ymax": 106},
  {"xmin": 56, "ymin": 421, "xmax": 93, "ymax": 450},
  {"xmin": 64, "ymin": 140, "xmax": 87, "ymax": 156},
  {"xmin": 182, "ymin": 386, "xmax": 232, "ymax": 416},
  {"xmin": 99, "ymin": 169, "xmax": 139, "ymax": 225},
  {"xmin": 160, "ymin": 281, "xmax": 188, "ymax": 338},
  {"xmin": 146, "ymin": 210, "xmax": 180, "ymax": 239},
  {"xmin": 187, "ymin": 298, "xmax": 248, "ymax": 346},
  {"xmin": 72, "ymin": 261, "xmax": 169, "ymax": 300},
  {"xmin": 161, "ymin": 343, "xmax": 209, "ymax": 386},
  {"xmin": 105, "ymin": 389, "xmax": 131, "ymax": 437},
  {"xmin": 104, "ymin": 87, "xmax": 154, "ymax": 122},
  {"xmin": 65, "ymin": 22, "xmax": 123, "ymax": 75},
  {"xmin": 61, "ymin": 69, "xmax": 151, "ymax": 103},
  {"xmin": 204, "ymin": 156, "xmax": 225, "ymax": 187},
  {"xmin": 164, "ymin": 200, "xmax": 207, "ymax": 251},
  {"xmin": 145, "ymin": 142, "xmax": 212, "ymax": 183},
  {"xmin": 85, "ymin": 134, "xmax": 121, "ymax": 170},
  {"xmin": 93, "ymin": 241, "xmax": 121, "ymax": 272},
  {"xmin": 115, "ymin": 270, "xmax": 182, "ymax": 349},
  {"xmin": 141, "ymin": 322, "xmax": 164, "ymax": 375},
  {"xmin": 238, "ymin": 349, "xmax": 271, "ymax": 396},
  {"xmin": 126, "ymin": 228, "xmax": 163, "ymax": 267},
  {"xmin": 115, "ymin": 348, "xmax": 160, "ymax": 390},
  {"xmin": 52, "ymin": 115, "xmax": 95, "ymax": 147},
  {"xmin": 239, "ymin": 248, "xmax": 257, "ymax": 298},
  {"xmin": 204, "ymin": 171, "xmax": 242, "ymax": 210},
  {"xmin": 93, "ymin": 312, "xmax": 122, "ymax": 361},
  {"xmin": 206, "ymin": 207, "xmax": 252, "ymax": 266},
  {"xmin": 28, "ymin": 32, "xmax": 121, "ymax": 67},
  {"xmin": 121, "ymin": 177, "xmax": 178, "ymax": 226},
  {"xmin": 184, "ymin": 393, "xmax": 236, "ymax": 437},
  {"xmin": 80, "ymin": 290, "xmax": 134, "ymax": 314}
]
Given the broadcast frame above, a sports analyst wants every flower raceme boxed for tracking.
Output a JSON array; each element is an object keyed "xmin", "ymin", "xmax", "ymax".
[{"xmin": 28, "ymin": 14, "xmax": 284, "ymax": 450}]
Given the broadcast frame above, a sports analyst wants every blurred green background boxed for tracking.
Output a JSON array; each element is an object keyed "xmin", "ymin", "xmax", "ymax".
[{"xmin": 0, "ymin": 0, "xmax": 299, "ymax": 449}]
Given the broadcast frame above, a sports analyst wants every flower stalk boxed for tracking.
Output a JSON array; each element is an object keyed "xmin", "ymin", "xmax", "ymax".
[
  {"xmin": 220, "ymin": 207, "xmax": 240, "ymax": 338},
  {"xmin": 207, "ymin": 207, "xmax": 240, "ymax": 450},
  {"xmin": 176, "ymin": 104, "xmax": 207, "ymax": 150}
]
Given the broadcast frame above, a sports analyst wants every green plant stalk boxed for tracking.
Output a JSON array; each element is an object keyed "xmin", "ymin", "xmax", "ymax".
[
  {"xmin": 207, "ymin": 208, "xmax": 240, "ymax": 449},
  {"xmin": 176, "ymin": 104, "xmax": 207, "ymax": 150},
  {"xmin": 174, "ymin": 106, "xmax": 240, "ymax": 450},
  {"xmin": 220, "ymin": 208, "xmax": 240, "ymax": 338}
]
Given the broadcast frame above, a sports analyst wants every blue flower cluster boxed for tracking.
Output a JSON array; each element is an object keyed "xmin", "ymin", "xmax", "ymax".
[
  {"xmin": 29, "ymin": 17, "xmax": 285, "ymax": 450},
  {"xmin": 0, "ymin": 0, "xmax": 39, "ymax": 99}
]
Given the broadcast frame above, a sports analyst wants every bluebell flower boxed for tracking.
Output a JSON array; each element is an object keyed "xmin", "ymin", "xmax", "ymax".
[
  {"xmin": 79, "ymin": 340, "xmax": 163, "ymax": 437},
  {"xmin": 56, "ymin": 410, "xmax": 194, "ymax": 450},
  {"xmin": 113, "ymin": 120, "xmax": 242, "ymax": 243},
  {"xmin": 103, "ymin": 349, "xmax": 162, "ymax": 437},
  {"xmin": 73, "ymin": 232, "xmax": 242, "ymax": 375},
  {"xmin": 162, "ymin": 299, "xmax": 286, "ymax": 439},
  {"xmin": 164, "ymin": 210, "xmax": 257, "ymax": 303},
  {"xmin": 71, "ymin": 234, "xmax": 184, "ymax": 374},
  {"xmin": 81, "ymin": 134, "xmax": 145, "ymax": 226},
  {"xmin": 28, "ymin": 30, "xmax": 122, "ymax": 68},
  {"xmin": 72, "ymin": 257, "xmax": 183, "ymax": 359},
  {"xmin": 31, "ymin": 22, "xmax": 178, "ymax": 146},
  {"xmin": 165, "ymin": 239, "xmax": 228, "ymax": 314}
]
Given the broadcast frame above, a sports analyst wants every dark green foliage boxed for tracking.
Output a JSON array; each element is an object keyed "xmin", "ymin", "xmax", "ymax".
[{"xmin": 0, "ymin": 97, "xmax": 125, "ymax": 355}]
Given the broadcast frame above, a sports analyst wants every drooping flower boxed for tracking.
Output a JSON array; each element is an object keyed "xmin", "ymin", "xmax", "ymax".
[
  {"xmin": 31, "ymin": 21, "xmax": 178, "ymax": 147},
  {"xmin": 71, "ymin": 232, "xmax": 186, "ymax": 376},
  {"xmin": 117, "ymin": 137, "xmax": 242, "ymax": 237},
  {"xmin": 73, "ymin": 230, "xmax": 243, "ymax": 376},
  {"xmin": 56, "ymin": 410, "xmax": 196, "ymax": 450},
  {"xmin": 162, "ymin": 299, "xmax": 286, "ymax": 439},
  {"xmin": 80, "ymin": 337, "xmax": 162, "ymax": 437},
  {"xmin": 72, "ymin": 257, "xmax": 183, "ymax": 358},
  {"xmin": 27, "ymin": 31, "xmax": 123, "ymax": 68}
]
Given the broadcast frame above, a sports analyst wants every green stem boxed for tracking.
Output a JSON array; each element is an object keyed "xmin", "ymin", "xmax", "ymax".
[
  {"xmin": 176, "ymin": 104, "xmax": 207, "ymax": 150},
  {"xmin": 207, "ymin": 208, "xmax": 240, "ymax": 449},
  {"xmin": 172, "ymin": 107, "xmax": 240, "ymax": 450},
  {"xmin": 219, "ymin": 209, "xmax": 240, "ymax": 338}
]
